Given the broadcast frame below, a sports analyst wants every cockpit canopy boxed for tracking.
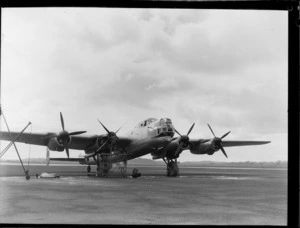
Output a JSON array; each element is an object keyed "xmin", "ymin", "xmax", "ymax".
[
  {"xmin": 135, "ymin": 117, "xmax": 175, "ymax": 137},
  {"xmin": 136, "ymin": 118, "xmax": 158, "ymax": 128}
]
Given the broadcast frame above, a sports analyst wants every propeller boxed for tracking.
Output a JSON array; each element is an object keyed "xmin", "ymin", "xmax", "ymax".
[
  {"xmin": 173, "ymin": 123, "xmax": 195, "ymax": 157},
  {"xmin": 59, "ymin": 112, "xmax": 87, "ymax": 158},
  {"xmin": 207, "ymin": 123, "xmax": 230, "ymax": 158},
  {"xmin": 97, "ymin": 119, "xmax": 127, "ymax": 155},
  {"xmin": 46, "ymin": 147, "xmax": 50, "ymax": 166},
  {"xmin": 43, "ymin": 112, "xmax": 87, "ymax": 158}
]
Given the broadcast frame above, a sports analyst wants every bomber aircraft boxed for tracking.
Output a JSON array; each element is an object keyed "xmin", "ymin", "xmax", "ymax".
[{"xmin": 0, "ymin": 112, "xmax": 270, "ymax": 177}]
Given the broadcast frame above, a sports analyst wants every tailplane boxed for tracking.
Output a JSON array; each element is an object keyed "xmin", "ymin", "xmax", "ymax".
[{"xmin": 46, "ymin": 147, "xmax": 84, "ymax": 165}]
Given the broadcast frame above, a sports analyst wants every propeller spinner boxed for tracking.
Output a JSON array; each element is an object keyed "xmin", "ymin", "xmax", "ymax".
[
  {"xmin": 60, "ymin": 112, "xmax": 87, "ymax": 158},
  {"xmin": 173, "ymin": 123, "xmax": 195, "ymax": 157},
  {"xmin": 44, "ymin": 112, "xmax": 87, "ymax": 158},
  {"xmin": 97, "ymin": 119, "xmax": 127, "ymax": 154},
  {"xmin": 207, "ymin": 123, "xmax": 230, "ymax": 158}
]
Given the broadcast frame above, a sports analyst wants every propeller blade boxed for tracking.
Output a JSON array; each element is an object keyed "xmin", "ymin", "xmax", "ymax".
[
  {"xmin": 207, "ymin": 124, "xmax": 216, "ymax": 137},
  {"xmin": 68, "ymin": 131, "xmax": 87, "ymax": 136},
  {"xmin": 97, "ymin": 119, "xmax": 110, "ymax": 134},
  {"xmin": 60, "ymin": 112, "xmax": 65, "ymax": 131},
  {"xmin": 174, "ymin": 142, "xmax": 183, "ymax": 157},
  {"xmin": 65, "ymin": 147, "xmax": 70, "ymax": 159},
  {"xmin": 110, "ymin": 143, "xmax": 114, "ymax": 153},
  {"xmin": 115, "ymin": 123, "xmax": 126, "ymax": 134},
  {"xmin": 46, "ymin": 147, "xmax": 50, "ymax": 166},
  {"xmin": 96, "ymin": 138, "xmax": 110, "ymax": 152},
  {"xmin": 173, "ymin": 127, "xmax": 182, "ymax": 137},
  {"xmin": 84, "ymin": 152, "xmax": 96, "ymax": 159},
  {"xmin": 220, "ymin": 145, "xmax": 228, "ymax": 158},
  {"xmin": 115, "ymin": 127, "xmax": 122, "ymax": 134},
  {"xmin": 207, "ymin": 124, "xmax": 230, "ymax": 157},
  {"xmin": 221, "ymin": 131, "xmax": 231, "ymax": 139},
  {"xmin": 187, "ymin": 123, "xmax": 195, "ymax": 136}
]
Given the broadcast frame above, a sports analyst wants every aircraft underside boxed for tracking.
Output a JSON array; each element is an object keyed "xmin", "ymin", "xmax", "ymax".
[{"xmin": 85, "ymin": 153, "xmax": 181, "ymax": 178}]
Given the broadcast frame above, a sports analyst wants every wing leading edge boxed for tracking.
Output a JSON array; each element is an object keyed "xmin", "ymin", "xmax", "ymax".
[
  {"xmin": 0, "ymin": 131, "xmax": 50, "ymax": 146},
  {"xmin": 188, "ymin": 139, "xmax": 271, "ymax": 148},
  {"xmin": 186, "ymin": 138, "xmax": 271, "ymax": 156},
  {"xmin": 0, "ymin": 131, "xmax": 133, "ymax": 153},
  {"xmin": 221, "ymin": 140, "xmax": 271, "ymax": 147},
  {"xmin": 0, "ymin": 131, "xmax": 100, "ymax": 151}
]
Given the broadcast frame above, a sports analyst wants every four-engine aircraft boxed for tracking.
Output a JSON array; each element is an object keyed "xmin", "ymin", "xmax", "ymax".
[{"xmin": 0, "ymin": 112, "xmax": 270, "ymax": 177}]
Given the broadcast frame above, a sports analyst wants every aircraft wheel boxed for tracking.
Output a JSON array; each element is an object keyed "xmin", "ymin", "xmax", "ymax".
[
  {"xmin": 132, "ymin": 168, "xmax": 141, "ymax": 178},
  {"xmin": 168, "ymin": 161, "xmax": 179, "ymax": 177},
  {"xmin": 167, "ymin": 165, "xmax": 171, "ymax": 176}
]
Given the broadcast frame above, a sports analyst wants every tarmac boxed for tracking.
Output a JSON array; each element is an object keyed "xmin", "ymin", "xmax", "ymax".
[{"xmin": 0, "ymin": 163, "xmax": 287, "ymax": 225}]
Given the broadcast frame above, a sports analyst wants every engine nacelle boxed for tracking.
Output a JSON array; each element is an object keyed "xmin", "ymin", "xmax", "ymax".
[
  {"xmin": 189, "ymin": 139, "xmax": 216, "ymax": 155},
  {"xmin": 178, "ymin": 135, "xmax": 190, "ymax": 150},
  {"xmin": 47, "ymin": 138, "xmax": 65, "ymax": 151},
  {"xmin": 180, "ymin": 142, "xmax": 189, "ymax": 150},
  {"xmin": 207, "ymin": 151, "xmax": 216, "ymax": 155}
]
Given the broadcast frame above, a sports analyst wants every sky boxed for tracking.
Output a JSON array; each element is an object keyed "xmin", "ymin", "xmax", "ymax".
[{"xmin": 1, "ymin": 8, "xmax": 287, "ymax": 162}]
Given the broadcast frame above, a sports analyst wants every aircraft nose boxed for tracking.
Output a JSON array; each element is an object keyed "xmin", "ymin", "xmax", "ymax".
[{"xmin": 159, "ymin": 136, "xmax": 172, "ymax": 142}]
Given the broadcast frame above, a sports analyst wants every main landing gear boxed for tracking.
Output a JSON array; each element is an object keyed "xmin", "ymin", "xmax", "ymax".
[
  {"xmin": 116, "ymin": 160, "xmax": 128, "ymax": 178},
  {"xmin": 93, "ymin": 153, "xmax": 129, "ymax": 178},
  {"xmin": 163, "ymin": 158, "xmax": 179, "ymax": 177},
  {"xmin": 93, "ymin": 153, "xmax": 112, "ymax": 177}
]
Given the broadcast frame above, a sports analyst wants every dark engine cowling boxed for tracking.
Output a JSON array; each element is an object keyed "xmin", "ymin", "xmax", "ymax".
[
  {"xmin": 47, "ymin": 138, "xmax": 65, "ymax": 151},
  {"xmin": 84, "ymin": 137, "xmax": 99, "ymax": 154},
  {"xmin": 189, "ymin": 139, "xmax": 214, "ymax": 155},
  {"xmin": 178, "ymin": 135, "xmax": 190, "ymax": 150},
  {"xmin": 207, "ymin": 151, "xmax": 216, "ymax": 155}
]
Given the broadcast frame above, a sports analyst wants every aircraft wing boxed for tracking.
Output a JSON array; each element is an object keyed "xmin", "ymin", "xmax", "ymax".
[
  {"xmin": 0, "ymin": 131, "xmax": 51, "ymax": 146},
  {"xmin": 0, "ymin": 131, "xmax": 98, "ymax": 150},
  {"xmin": 189, "ymin": 139, "xmax": 271, "ymax": 148},
  {"xmin": 187, "ymin": 138, "xmax": 270, "ymax": 156},
  {"xmin": 221, "ymin": 140, "xmax": 271, "ymax": 147},
  {"xmin": 151, "ymin": 138, "xmax": 270, "ymax": 159}
]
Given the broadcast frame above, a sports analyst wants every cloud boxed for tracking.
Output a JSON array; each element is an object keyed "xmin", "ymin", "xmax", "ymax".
[
  {"xmin": 1, "ymin": 8, "xmax": 287, "ymax": 162},
  {"xmin": 83, "ymin": 66, "xmax": 198, "ymax": 111},
  {"xmin": 141, "ymin": 10, "xmax": 287, "ymax": 75}
]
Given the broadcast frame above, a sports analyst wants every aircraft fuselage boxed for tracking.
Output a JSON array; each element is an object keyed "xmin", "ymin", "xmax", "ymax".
[
  {"xmin": 128, "ymin": 117, "xmax": 175, "ymax": 140},
  {"xmin": 84, "ymin": 117, "xmax": 175, "ymax": 163}
]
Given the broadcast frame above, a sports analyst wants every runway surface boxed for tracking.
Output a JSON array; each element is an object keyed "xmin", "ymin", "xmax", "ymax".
[{"xmin": 0, "ymin": 163, "xmax": 287, "ymax": 225}]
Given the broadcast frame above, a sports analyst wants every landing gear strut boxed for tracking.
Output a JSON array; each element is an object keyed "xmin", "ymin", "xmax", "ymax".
[
  {"xmin": 92, "ymin": 152, "xmax": 128, "ymax": 178},
  {"xmin": 95, "ymin": 153, "xmax": 112, "ymax": 177},
  {"xmin": 116, "ymin": 160, "xmax": 128, "ymax": 178},
  {"xmin": 163, "ymin": 158, "xmax": 179, "ymax": 177}
]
